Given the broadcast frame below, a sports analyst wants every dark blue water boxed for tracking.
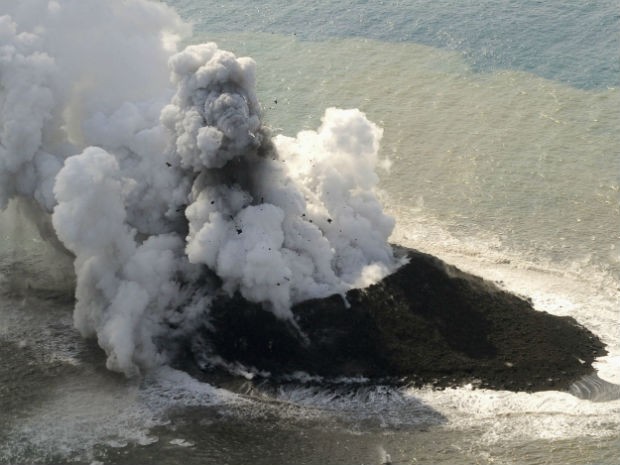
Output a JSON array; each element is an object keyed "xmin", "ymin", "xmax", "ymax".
[{"xmin": 167, "ymin": 0, "xmax": 620, "ymax": 89}]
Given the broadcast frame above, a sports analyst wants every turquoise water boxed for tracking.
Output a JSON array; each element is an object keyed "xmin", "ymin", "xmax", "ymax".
[
  {"xmin": 170, "ymin": 0, "xmax": 620, "ymax": 89},
  {"xmin": 0, "ymin": 1, "xmax": 619, "ymax": 464}
]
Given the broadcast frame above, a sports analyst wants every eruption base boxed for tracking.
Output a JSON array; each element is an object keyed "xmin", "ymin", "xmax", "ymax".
[{"xmin": 179, "ymin": 246, "xmax": 607, "ymax": 393}]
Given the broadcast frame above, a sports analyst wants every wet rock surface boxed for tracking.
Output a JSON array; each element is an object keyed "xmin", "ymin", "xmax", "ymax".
[{"xmin": 181, "ymin": 247, "xmax": 606, "ymax": 392}]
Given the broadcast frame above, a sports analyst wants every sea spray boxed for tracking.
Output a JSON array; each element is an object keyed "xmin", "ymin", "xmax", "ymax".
[{"xmin": 0, "ymin": 0, "xmax": 397, "ymax": 375}]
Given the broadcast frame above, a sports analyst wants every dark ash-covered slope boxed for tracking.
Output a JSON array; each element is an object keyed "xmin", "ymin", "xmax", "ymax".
[{"xmin": 180, "ymin": 247, "xmax": 606, "ymax": 392}]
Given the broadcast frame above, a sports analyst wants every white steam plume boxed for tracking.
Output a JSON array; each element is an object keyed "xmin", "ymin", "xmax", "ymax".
[{"xmin": 0, "ymin": 0, "xmax": 397, "ymax": 375}]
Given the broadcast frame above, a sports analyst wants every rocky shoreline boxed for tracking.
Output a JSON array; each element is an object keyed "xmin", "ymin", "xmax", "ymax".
[{"xmin": 181, "ymin": 247, "xmax": 606, "ymax": 393}]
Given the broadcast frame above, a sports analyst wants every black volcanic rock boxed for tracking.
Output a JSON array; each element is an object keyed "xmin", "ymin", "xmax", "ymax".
[{"xmin": 182, "ymin": 247, "xmax": 606, "ymax": 392}]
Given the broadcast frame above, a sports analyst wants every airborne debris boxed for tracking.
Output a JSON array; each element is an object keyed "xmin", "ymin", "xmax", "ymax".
[{"xmin": 0, "ymin": 0, "xmax": 397, "ymax": 376}]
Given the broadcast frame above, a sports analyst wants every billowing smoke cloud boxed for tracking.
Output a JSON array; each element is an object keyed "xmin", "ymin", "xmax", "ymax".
[
  {"xmin": 0, "ymin": 0, "xmax": 397, "ymax": 375},
  {"xmin": 0, "ymin": 0, "xmax": 185, "ymax": 211}
]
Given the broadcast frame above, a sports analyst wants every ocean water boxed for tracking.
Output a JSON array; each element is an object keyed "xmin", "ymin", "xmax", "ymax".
[{"xmin": 0, "ymin": 1, "xmax": 619, "ymax": 464}]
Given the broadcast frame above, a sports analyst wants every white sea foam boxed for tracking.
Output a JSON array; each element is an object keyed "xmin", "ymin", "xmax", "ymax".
[
  {"xmin": 415, "ymin": 384, "xmax": 620, "ymax": 444},
  {"xmin": 391, "ymin": 208, "xmax": 620, "ymax": 382},
  {"xmin": 0, "ymin": 365, "xmax": 239, "ymax": 463},
  {"xmin": 383, "ymin": 210, "xmax": 620, "ymax": 444}
]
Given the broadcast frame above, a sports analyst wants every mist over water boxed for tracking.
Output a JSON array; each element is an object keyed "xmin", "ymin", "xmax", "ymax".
[{"xmin": 1, "ymin": 0, "xmax": 619, "ymax": 464}]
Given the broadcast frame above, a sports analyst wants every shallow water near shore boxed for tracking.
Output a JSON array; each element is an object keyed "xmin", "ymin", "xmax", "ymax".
[
  {"xmin": 1, "ymin": 202, "xmax": 619, "ymax": 464},
  {"xmin": 1, "ymin": 0, "xmax": 619, "ymax": 464}
]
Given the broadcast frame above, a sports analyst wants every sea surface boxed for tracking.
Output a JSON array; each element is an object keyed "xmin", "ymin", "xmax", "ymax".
[{"xmin": 1, "ymin": 1, "xmax": 619, "ymax": 464}]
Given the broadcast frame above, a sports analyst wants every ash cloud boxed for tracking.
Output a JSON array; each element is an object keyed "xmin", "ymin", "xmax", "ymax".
[{"xmin": 0, "ymin": 0, "xmax": 397, "ymax": 375}]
